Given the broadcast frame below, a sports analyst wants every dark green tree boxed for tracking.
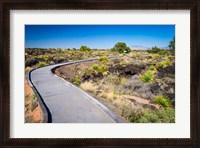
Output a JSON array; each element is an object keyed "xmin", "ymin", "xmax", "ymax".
[
  {"xmin": 169, "ymin": 37, "xmax": 175, "ymax": 50},
  {"xmin": 111, "ymin": 42, "xmax": 131, "ymax": 53},
  {"xmin": 80, "ymin": 46, "xmax": 91, "ymax": 52}
]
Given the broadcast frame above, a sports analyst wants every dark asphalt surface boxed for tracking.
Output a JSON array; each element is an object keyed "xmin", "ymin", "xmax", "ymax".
[{"xmin": 29, "ymin": 58, "xmax": 125, "ymax": 123}]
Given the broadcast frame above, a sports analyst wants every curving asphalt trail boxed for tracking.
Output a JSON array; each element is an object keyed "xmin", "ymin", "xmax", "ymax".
[{"xmin": 28, "ymin": 58, "xmax": 125, "ymax": 123}]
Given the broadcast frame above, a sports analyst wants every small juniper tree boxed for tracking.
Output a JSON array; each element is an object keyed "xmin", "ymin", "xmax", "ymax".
[
  {"xmin": 111, "ymin": 42, "xmax": 131, "ymax": 53},
  {"xmin": 169, "ymin": 37, "xmax": 175, "ymax": 50}
]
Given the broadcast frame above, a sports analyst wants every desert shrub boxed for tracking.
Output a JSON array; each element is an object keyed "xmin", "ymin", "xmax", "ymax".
[
  {"xmin": 119, "ymin": 60, "xmax": 126, "ymax": 67},
  {"xmin": 147, "ymin": 55, "xmax": 153, "ymax": 59},
  {"xmin": 153, "ymin": 95, "xmax": 171, "ymax": 107},
  {"xmin": 25, "ymin": 56, "xmax": 39, "ymax": 67},
  {"xmin": 92, "ymin": 64, "xmax": 108, "ymax": 76},
  {"xmin": 43, "ymin": 55, "xmax": 49, "ymax": 61},
  {"xmin": 140, "ymin": 70, "xmax": 155, "ymax": 83},
  {"xmin": 148, "ymin": 46, "xmax": 161, "ymax": 53},
  {"xmin": 120, "ymin": 77, "xmax": 127, "ymax": 85},
  {"xmin": 92, "ymin": 64, "xmax": 100, "ymax": 73},
  {"xmin": 156, "ymin": 60, "xmax": 172, "ymax": 68},
  {"xmin": 98, "ymin": 56, "xmax": 109, "ymax": 64},
  {"xmin": 73, "ymin": 76, "xmax": 80, "ymax": 85},
  {"xmin": 129, "ymin": 107, "xmax": 175, "ymax": 123},
  {"xmin": 124, "ymin": 75, "xmax": 143, "ymax": 90},
  {"xmin": 72, "ymin": 52, "xmax": 84, "ymax": 60},
  {"xmin": 148, "ymin": 65, "xmax": 156, "ymax": 71},
  {"xmin": 158, "ymin": 50, "xmax": 168, "ymax": 55},
  {"xmin": 99, "ymin": 65, "xmax": 108, "ymax": 75},
  {"xmin": 37, "ymin": 62, "xmax": 47, "ymax": 68},
  {"xmin": 103, "ymin": 73, "xmax": 120, "ymax": 85},
  {"xmin": 81, "ymin": 68, "xmax": 93, "ymax": 79},
  {"xmin": 166, "ymin": 56, "xmax": 174, "ymax": 60},
  {"xmin": 53, "ymin": 56, "xmax": 65, "ymax": 63},
  {"xmin": 132, "ymin": 52, "xmax": 142, "ymax": 59}
]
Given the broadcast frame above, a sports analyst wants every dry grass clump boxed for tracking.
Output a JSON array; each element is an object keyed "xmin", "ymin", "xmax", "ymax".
[
  {"xmin": 100, "ymin": 91, "xmax": 115, "ymax": 101},
  {"xmin": 80, "ymin": 81, "xmax": 97, "ymax": 93}
]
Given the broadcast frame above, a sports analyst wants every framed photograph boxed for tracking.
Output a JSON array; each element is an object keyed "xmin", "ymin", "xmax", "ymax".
[{"xmin": 1, "ymin": 0, "xmax": 199, "ymax": 147}]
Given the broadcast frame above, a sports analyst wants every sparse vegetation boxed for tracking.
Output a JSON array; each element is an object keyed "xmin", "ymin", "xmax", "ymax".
[
  {"xmin": 73, "ymin": 76, "xmax": 80, "ymax": 85},
  {"xmin": 26, "ymin": 41, "xmax": 175, "ymax": 123},
  {"xmin": 129, "ymin": 107, "xmax": 175, "ymax": 123},
  {"xmin": 140, "ymin": 70, "xmax": 155, "ymax": 83},
  {"xmin": 37, "ymin": 61, "xmax": 48, "ymax": 68},
  {"xmin": 153, "ymin": 95, "xmax": 171, "ymax": 108},
  {"xmin": 156, "ymin": 60, "xmax": 172, "ymax": 68}
]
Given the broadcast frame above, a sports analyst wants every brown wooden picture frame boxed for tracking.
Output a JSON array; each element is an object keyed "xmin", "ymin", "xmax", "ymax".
[{"xmin": 0, "ymin": 0, "xmax": 199, "ymax": 147}]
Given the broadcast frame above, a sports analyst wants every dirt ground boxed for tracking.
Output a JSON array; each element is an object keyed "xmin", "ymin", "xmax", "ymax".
[{"xmin": 25, "ymin": 79, "xmax": 43, "ymax": 123}]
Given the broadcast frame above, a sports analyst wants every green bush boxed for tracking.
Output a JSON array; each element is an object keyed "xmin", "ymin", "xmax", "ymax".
[
  {"xmin": 148, "ymin": 65, "xmax": 156, "ymax": 71},
  {"xmin": 98, "ymin": 65, "xmax": 108, "ymax": 76},
  {"xmin": 147, "ymin": 55, "xmax": 153, "ymax": 59},
  {"xmin": 73, "ymin": 76, "xmax": 80, "ymax": 85},
  {"xmin": 156, "ymin": 60, "xmax": 172, "ymax": 68},
  {"xmin": 37, "ymin": 62, "xmax": 48, "ymax": 68},
  {"xmin": 92, "ymin": 64, "xmax": 100, "ymax": 73},
  {"xmin": 129, "ymin": 108, "xmax": 175, "ymax": 123},
  {"xmin": 140, "ymin": 70, "xmax": 155, "ymax": 83},
  {"xmin": 43, "ymin": 55, "xmax": 49, "ymax": 61},
  {"xmin": 92, "ymin": 64, "xmax": 108, "ymax": 76},
  {"xmin": 153, "ymin": 95, "xmax": 171, "ymax": 107},
  {"xmin": 82, "ymin": 68, "xmax": 93, "ymax": 78},
  {"xmin": 98, "ymin": 56, "xmax": 109, "ymax": 64}
]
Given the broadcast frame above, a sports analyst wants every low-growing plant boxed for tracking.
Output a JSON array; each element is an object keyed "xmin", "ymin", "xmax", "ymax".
[
  {"xmin": 98, "ymin": 56, "xmax": 109, "ymax": 64},
  {"xmin": 81, "ymin": 68, "xmax": 93, "ymax": 79},
  {"xmin": 103, "ymin": 73, "xmax": 120, "ymax": 85},
  {"xmin": 147, "ymin": 55, "xmax": 153, "ymax": 59},
  {"xmin": 140, "ymin": 70, "xmax": 155, "ymax": 83},
  {"xmin": 120, "ymin": 77, "xmax": 127, "ymax": 85},
  {"xmin": 37, "ymin": 62, "xmax": 48, "ymax": 68},
  {"xmin": 153, "ymin": 95, "xmax": 171, "ymax": 107},
  {"xmin": 158, "ymin": 50, "xmax": 168, "ymax": 55},
  {"xmin": 156, "ymin": 60, "xmax": 172, "ymax": 68},
  {"xmin": 92, "ymin": 64, "xmax": 108, "ymax": 76},
  {"xmin": 31, "ymin": 94, "xmax": 36, "ymax": 100},
  {"xmin": 148, "ymin": 65, "xmax": 157, "ymax": 71},
  {"xmin": 43, "ymin": 55, "xmax": 49, "ymax": 61},
  {"xmin": 73, "ymin": 76, "xmax": 80, "ymax": 85},
  {"xmin": 129, "ymin": 107, "xmax": 175, "ymax": 123},
  {"xmin": 119, "ymin": 59, "xmax": 126, "ymax": 67},
  {"xmin": 92, "ymin": 64, "xmax": 100, "ymax": 73},
  {"xmin": 99, "ymin": 65, "xmax": 108, "ymax": 76},
  {"xmin": 80, "ymin": 81, "xmax": 97, "ymax": 93}
]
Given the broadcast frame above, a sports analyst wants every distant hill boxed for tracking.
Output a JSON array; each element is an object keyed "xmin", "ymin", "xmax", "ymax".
[
  {"xmin": 130, "ymin": 45, "xmax": 150, "ymax": 50},
  {"xmin": 130, "ymin": 45, "xmax": 170, "ymax": 50}
]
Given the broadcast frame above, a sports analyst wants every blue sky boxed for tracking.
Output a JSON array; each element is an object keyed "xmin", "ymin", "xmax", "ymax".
[{"xmin": 25, "ymin": 25, "xmax": 175, "ymax": 49}]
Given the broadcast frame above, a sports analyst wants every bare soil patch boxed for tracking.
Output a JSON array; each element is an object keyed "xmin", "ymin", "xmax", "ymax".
[{"xmin": 25, "ymin": 79, "xmax": 43, "ymax": 123}]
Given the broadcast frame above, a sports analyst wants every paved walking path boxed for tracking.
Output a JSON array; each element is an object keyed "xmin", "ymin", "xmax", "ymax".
[{"xmin": 29, "ymin": 58, "xmax": 125, "ymax": 123}]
